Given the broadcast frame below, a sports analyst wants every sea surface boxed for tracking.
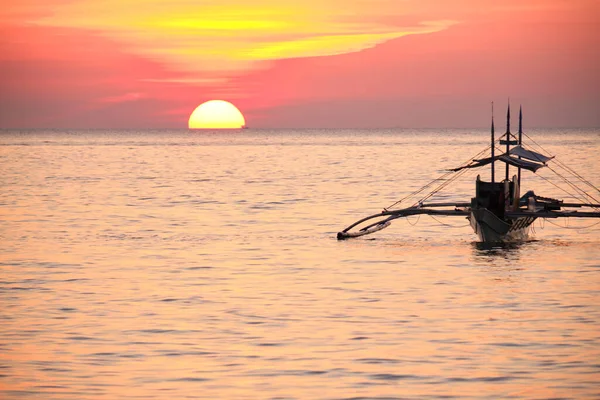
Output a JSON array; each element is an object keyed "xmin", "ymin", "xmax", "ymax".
[{"xmin": 1, "ymin": 128, "xmax": 599, "ymax": 399}]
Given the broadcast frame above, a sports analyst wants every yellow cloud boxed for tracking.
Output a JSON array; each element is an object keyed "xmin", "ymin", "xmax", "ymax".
[
  {"xmin": 28, "ymin": 0, "xmax": 455, "ymax": 73},
  {"xmin": 244, "ymin": 24, "xmax": 453, "ymax": 60}
]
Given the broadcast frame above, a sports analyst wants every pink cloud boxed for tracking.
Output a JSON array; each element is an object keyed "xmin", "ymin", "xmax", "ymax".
[{"xmin": 98, "ymin": 92, "xmax": 146, "ymax": 104}]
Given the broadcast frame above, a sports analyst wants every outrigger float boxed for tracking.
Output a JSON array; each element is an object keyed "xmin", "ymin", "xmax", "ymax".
[{"xmin": 337, "ymin": 105, "xmax": 600, "ymax": 243}]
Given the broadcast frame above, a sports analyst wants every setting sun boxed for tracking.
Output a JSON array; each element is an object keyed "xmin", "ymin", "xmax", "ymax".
[{"xmin": 188, "ymin": 100, "xmax": 246, "ymax": 129}]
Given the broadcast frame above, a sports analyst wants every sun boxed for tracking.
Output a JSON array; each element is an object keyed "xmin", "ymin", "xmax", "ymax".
[{"xmin": 188, "ymin": 100, "xmax": 246, "ymax": 129}]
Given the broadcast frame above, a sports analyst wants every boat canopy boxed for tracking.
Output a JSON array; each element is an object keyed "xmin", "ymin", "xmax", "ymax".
[
  {"xmin": 451, "ymin": 152, "xmax": 549, "ymax": 173},
  {"xmin": 509, "ymin": 146, "xmax": 554, "ymax": 163},
  {"xmin": 498, "ymin": 154, "xmax": 546, "ymax": 171}
]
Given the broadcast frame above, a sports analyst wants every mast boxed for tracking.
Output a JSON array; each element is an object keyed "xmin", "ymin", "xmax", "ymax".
[
  {"xmin": 505, "ymin": 102, "xmax": 511, "ymax": 181},
  {"xmin": 491, "ymin": 102, "xmax": 495, "ymax": 184},
  {"xmin": 518, "ymin": 105, "xmax": 523, "ymax": 187}
]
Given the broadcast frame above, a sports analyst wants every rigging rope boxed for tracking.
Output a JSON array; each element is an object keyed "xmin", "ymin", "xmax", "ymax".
[
  {"xmin": 522, "ymin": 132, "xmax": 600, "ymax": 203},
  {"xmin": 406, "ymin": 214, "xmax": 420, "ymax": 226},
  {"xmin": 411, "ymin": 166, "xmax": 472, "ymax": 207},
  {"xmin": 384, "ymin": 144, "xmax": 490, "ymax": 211},
  {"xmin": 523, "ymin": 132, "xmax": 599, "ymax": 191},
  {"xmin": 536, "ymin": 172, "xmax": 581, "ymax": 202},
  {"xmin": 383, "ymin": 171, "xmax": 454, "ymax": 210},
  {"xmin": 428, "ymin": 214, "xmax": 470, "ymax": 228},
  {"xmin": 546, "ymin": 166, "xmax": 600, "ymax": 207},
  {"xmin": 543, "ymin": 218, "xmax": 600, "ymax": 230},
  {"xmin": 413, "ymin": 147, "xmax": 489, "ymax": 204}
]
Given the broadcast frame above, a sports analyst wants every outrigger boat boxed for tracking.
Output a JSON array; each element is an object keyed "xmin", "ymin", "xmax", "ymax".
[{"xmin": 337, "ymin": 105, "xmax": 600, "ymax": 243}]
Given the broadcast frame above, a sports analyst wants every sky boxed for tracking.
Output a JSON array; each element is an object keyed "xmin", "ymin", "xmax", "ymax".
[{"xmin": 1, "ymin": 0, "xmax": 598, "ymax": 129}]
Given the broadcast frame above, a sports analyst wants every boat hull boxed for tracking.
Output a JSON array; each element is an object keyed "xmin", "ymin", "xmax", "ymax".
[{"xmin": 469, "ymin": 209, "xmax": 537, "ymax": 243}]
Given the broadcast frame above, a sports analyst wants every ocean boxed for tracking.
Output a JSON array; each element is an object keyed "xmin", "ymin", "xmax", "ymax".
[{"xmin": 1, "ymin": 128, "xmax": 599, "ymax": 399}]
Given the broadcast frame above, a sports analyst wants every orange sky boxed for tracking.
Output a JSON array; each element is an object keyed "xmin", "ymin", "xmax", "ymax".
[{"xmin": 0, "ymin": 0, "xmax": 598, "ymax": 128}]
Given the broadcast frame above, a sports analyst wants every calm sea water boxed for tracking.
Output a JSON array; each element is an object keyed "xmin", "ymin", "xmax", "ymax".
[{"xmin": 1, "ymin": 128, "xmax": 599, "ymax": 399}]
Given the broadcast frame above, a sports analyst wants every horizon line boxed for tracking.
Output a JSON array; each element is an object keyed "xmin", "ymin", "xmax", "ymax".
[{"xmin": 1, "ymin": 125, "xmax": 599, "ymax": 131}]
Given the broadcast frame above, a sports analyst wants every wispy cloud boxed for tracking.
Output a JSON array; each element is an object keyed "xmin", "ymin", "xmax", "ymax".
[
  {"xmin": 26, "ymin": 0, "xmax": 455, "ymax": 74},
  {"xmin": 140, "ymin": 77, "xmax": 228, "ymax": 85},
  {"xmin": 98, "ymin": 92, "xmax": 145, "ymax": 103}
]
